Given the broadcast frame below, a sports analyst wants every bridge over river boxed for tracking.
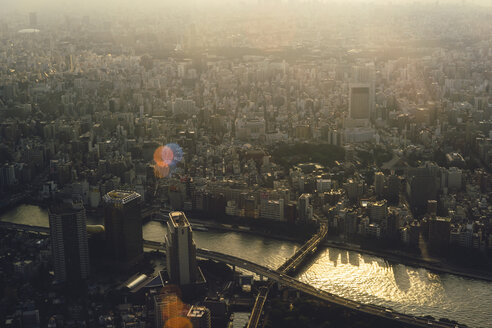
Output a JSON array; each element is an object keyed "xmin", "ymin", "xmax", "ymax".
[{"xmin": 0, "ymin": 220, "xmax": 466, "ymax": 328}]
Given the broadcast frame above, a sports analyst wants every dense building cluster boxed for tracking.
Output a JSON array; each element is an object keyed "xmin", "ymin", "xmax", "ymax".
[{"xmin": 0, "ymin": 2, "xmax": 491, "ymax": 327}]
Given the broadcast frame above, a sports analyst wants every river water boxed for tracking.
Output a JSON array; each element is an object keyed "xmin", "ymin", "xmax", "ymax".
[{"xmin": 2, "ymin": 205, "xmax": 491, "ymax": 328}]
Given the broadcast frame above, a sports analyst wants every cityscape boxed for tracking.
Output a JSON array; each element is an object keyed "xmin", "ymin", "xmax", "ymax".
[{"xmin": 0, "ymin": 0, "xmax": 491, "ymax": 327}]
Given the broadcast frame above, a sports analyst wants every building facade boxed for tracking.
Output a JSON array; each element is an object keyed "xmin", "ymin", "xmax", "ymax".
[
  {"xmin": 103, "ymin": 190, "xmax": 143, "ymax": 266},
  {"xmin": 165, "ymin": 211, "xmax": 198, "ymax": 285},
  {"xmin": 48, "ymin": 200, "xmax": 90, "ymax": 283}
]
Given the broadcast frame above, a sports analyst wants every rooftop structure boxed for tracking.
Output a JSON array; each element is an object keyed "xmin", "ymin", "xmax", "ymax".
[{"xmin": 103, "ymin": 190, "xmax": 141, "ymax": 206}]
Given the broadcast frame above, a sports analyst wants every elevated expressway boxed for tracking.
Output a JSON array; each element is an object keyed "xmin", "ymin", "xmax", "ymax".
[
  {"xmin": 246, "ymin": 222, "xmax": 328, "ymax": 328},
  {"xmin": 1, "ymin": 221, "xmax": 460, "ymax": 328},
  {"xmin": 145, "ymin": 237, "xmax": 460, "ymax": 328}
]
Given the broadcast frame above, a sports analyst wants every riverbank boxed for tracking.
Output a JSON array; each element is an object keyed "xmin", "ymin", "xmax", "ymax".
[
  {"xmin": 3, "ymin": 202, "xmax": 491, "ymax": 283},
  {"xmin": 182, "ymin": 218, "xmax": 492, "ymax": 282},
  {"xmin": 186, "ymin": 218, "xmax": 304, "ymax": 244}
]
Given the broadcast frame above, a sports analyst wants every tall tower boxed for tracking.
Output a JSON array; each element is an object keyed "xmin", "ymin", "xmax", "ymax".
[
  {"xmin": 349, "ymin": 83, "xmax": 371, "ymax": 120},
  {"xmin": 49, "ymin": 200, "xmax": 89, "ymax": 284},
  {"xmin": 103, "ymin": 190, "xmax": 143, "ymax": 266},
  {"xmin": 165, "ymin": 211, "xmax": 197, "ymax": 285}
]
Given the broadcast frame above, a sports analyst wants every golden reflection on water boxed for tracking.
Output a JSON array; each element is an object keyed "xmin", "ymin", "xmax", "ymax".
[{"xmin": 298, "ymin": 249, "xmax": 449, "ymax": 309}]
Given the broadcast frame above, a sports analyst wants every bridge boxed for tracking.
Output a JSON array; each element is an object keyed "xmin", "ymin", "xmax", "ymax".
[
  {"xmin": 195, "ymin": 246, "xmax": 460, "ymax": 328},
  {"xmin": 2, "ymin": 221, "xmax": 462, "ymax": 328},
  {"xmin": 245, "ymin": 222, "xmax": 328, "ymax": 328},
  {"xmin": 277, "ymin": 222, "xmax": 328, "ymax": 275}
]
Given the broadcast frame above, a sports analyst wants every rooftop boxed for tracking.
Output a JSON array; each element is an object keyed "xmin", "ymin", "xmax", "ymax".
[
  {"xmin": 187, "ymin": 306, "xmax": 209, "ymax": 318},
  {"xmin": 169, "ymin": 211, "xmax": 191, "ymax": 227},
  {"xmin": 103, "ymin": 190, "xmax": 141, "ymax": 205}
]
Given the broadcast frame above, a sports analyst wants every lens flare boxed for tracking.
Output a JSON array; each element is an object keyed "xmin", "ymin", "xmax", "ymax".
[
  {"xmin": 157, "ymin": 286, "xmax": 191, "ymax": 328},
  {"xmin": 153, "ymin": 144, "xmax": 184, "ymax": 179},
  {"xmin": 167, "ymin": 143, "xmax": 183, "ymax": 164},
  {"xmin": 154, "ymin": 145, "xmax": 174, "ymax": 165},
  {"xmin": 164, "ymin": 316, "xmax": 192, "ymax": 328},
  {"xmin": 154, "ymin": 162, "xmax": 170, "ymax": 178}
]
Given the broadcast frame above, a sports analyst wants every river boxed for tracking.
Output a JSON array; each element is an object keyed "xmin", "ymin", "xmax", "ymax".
[{"xmin": 1, "ymin": 204, "xmax": 491, "ymax": 328}]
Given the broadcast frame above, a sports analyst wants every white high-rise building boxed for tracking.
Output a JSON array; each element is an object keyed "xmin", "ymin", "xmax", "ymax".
[{"xmin": 165, "ymin": 212, "xmax": 198, "ymax": 285}]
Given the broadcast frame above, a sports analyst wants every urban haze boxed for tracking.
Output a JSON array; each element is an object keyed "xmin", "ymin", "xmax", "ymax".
[{"xmin": 0, "ymin": 1, "xmax": 491, "ymax": 328}]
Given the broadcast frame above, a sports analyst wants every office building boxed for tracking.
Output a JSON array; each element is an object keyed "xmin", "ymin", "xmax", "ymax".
[
  {"xmin": 349, "ymin": 83, "xmax": 371, "ymax": 120},
  {"xmin": 260, "ymin": 197, "xmax": 285, "ymax": 221},
  {"xmin": 0, "ymin": 163, "xmax": 16, "ymax": 187},
  {"xmin": 406, "ymin": 164, "xmax": 439, "ymax": 215},
  {"xmin": 367, "ymin": 200, "xmax": 388, "ymax": 223},
  {"xmin": 385, "ymin": 174, "xmax": 400, "ymax": 204},
  {"xmin": 428, "ymin": 217, "xmax": 451, "ymax": 254},
  {"xmin": 447, "ymin": 167, "xmax": 462, "ymax": 191},
  {"xmin": 235, "ymin": 118, "xmax": 266, "ymax": 140},
  {"xmin": 103, "ymin": 190, "xmax": 143, "ymax": 266},
  {"xmin": 374, "ymin": 172, "xmax": 384, "ymax": 197},
  {"xmin": 48, "ymin": 200, "xmax": 89, "ymax": 283},
  {"xmin": 344, "ymin": 210, "xmax": 358, "ymax": 238},
  {"xmin": 343, "ymin": 178, "xmax": 364, "ymax": 202},
  {"xmin": 427, "ymin": 200, "xmax": 438, "ymax": 217},
  {"xmin": 165, "ymin": 211, "xmax": 198, "ymax": 285},
  {"xmin": 298, "ymin": 194, "xmax": 313, "ymax": 222}
]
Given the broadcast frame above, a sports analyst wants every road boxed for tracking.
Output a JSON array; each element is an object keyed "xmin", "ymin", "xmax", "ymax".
[
  {"xmin": 192, "ymin": 246, "xmax": 463, "ymax": 328},
  {"xmin": 1, "ymin": 221, "xmax": 463, "ymax": 328}
]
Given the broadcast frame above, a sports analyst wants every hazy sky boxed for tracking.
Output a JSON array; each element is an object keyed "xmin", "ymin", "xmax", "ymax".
[{"xmin": 2, "ymin": 0, "xmax": 491, "ymax": 14}]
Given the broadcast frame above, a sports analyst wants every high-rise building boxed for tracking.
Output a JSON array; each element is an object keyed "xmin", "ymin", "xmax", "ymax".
[
  {"xmin": 367, "ymin": 200, "xmax": 388, "ymax": 223},
  {"xmin": 349, "ymin": 83, "xmax": 371, "ymax": 120},
  {"xmin": 428, "ymin": 217, "xmax": 451, "ymax": 254},
  {"xmin": 0, "ymin": 163, "xmax": 16, "ymax": 187},
  {"xmin": 427, "ymin": 200, "xmax": 438, "ymax": 217},
  {"xmin": 49, "ymin": 200, "xmax": 89, "ymax": 283},
  {"xmin": 103, "ymin": 190, "xmax": 143, "ymax": 266},
  {"xmin": 297, "ymin": 194, "xmax": 313, "ymax": 222},
  {"xmin": 447, "ymin": 167, "xmax": 462, "ymax": 191},
  {"xmin": 385, "ymin": 174, "xmax": 400, "ymax": 204},
  {"xmin": 343, "ymin": 178, "xmax": 364, "ymax": 202},
  {"xmin": 165, "ymin": 211, "xmax": 198, "ymax": 285},
  {"xmin": 406, "ymin": 164, "xmax": 440, "ymax": 215},
  {"xmin": 374, "ymin": 172, "xmax": 385, "ymax": 197}
]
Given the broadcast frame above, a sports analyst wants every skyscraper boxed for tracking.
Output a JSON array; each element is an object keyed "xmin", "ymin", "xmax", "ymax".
[
  {"xmin": 165, "ymin": 211, "xmax": 198, "ymax": 285},
  {"xmin": 49, "ymin": 200, "xmax": 89, "ymax": 284},
  {"xmin": 428, "ymin": 217, "xmax": 451, "ymax": 254},
  {"xmin": 349, "ymin": 83, "xmax": 371, "ymax": 120},
  {"xmin": 103, "ymin": 190, "xmax": 143, "ymax": 266}
]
